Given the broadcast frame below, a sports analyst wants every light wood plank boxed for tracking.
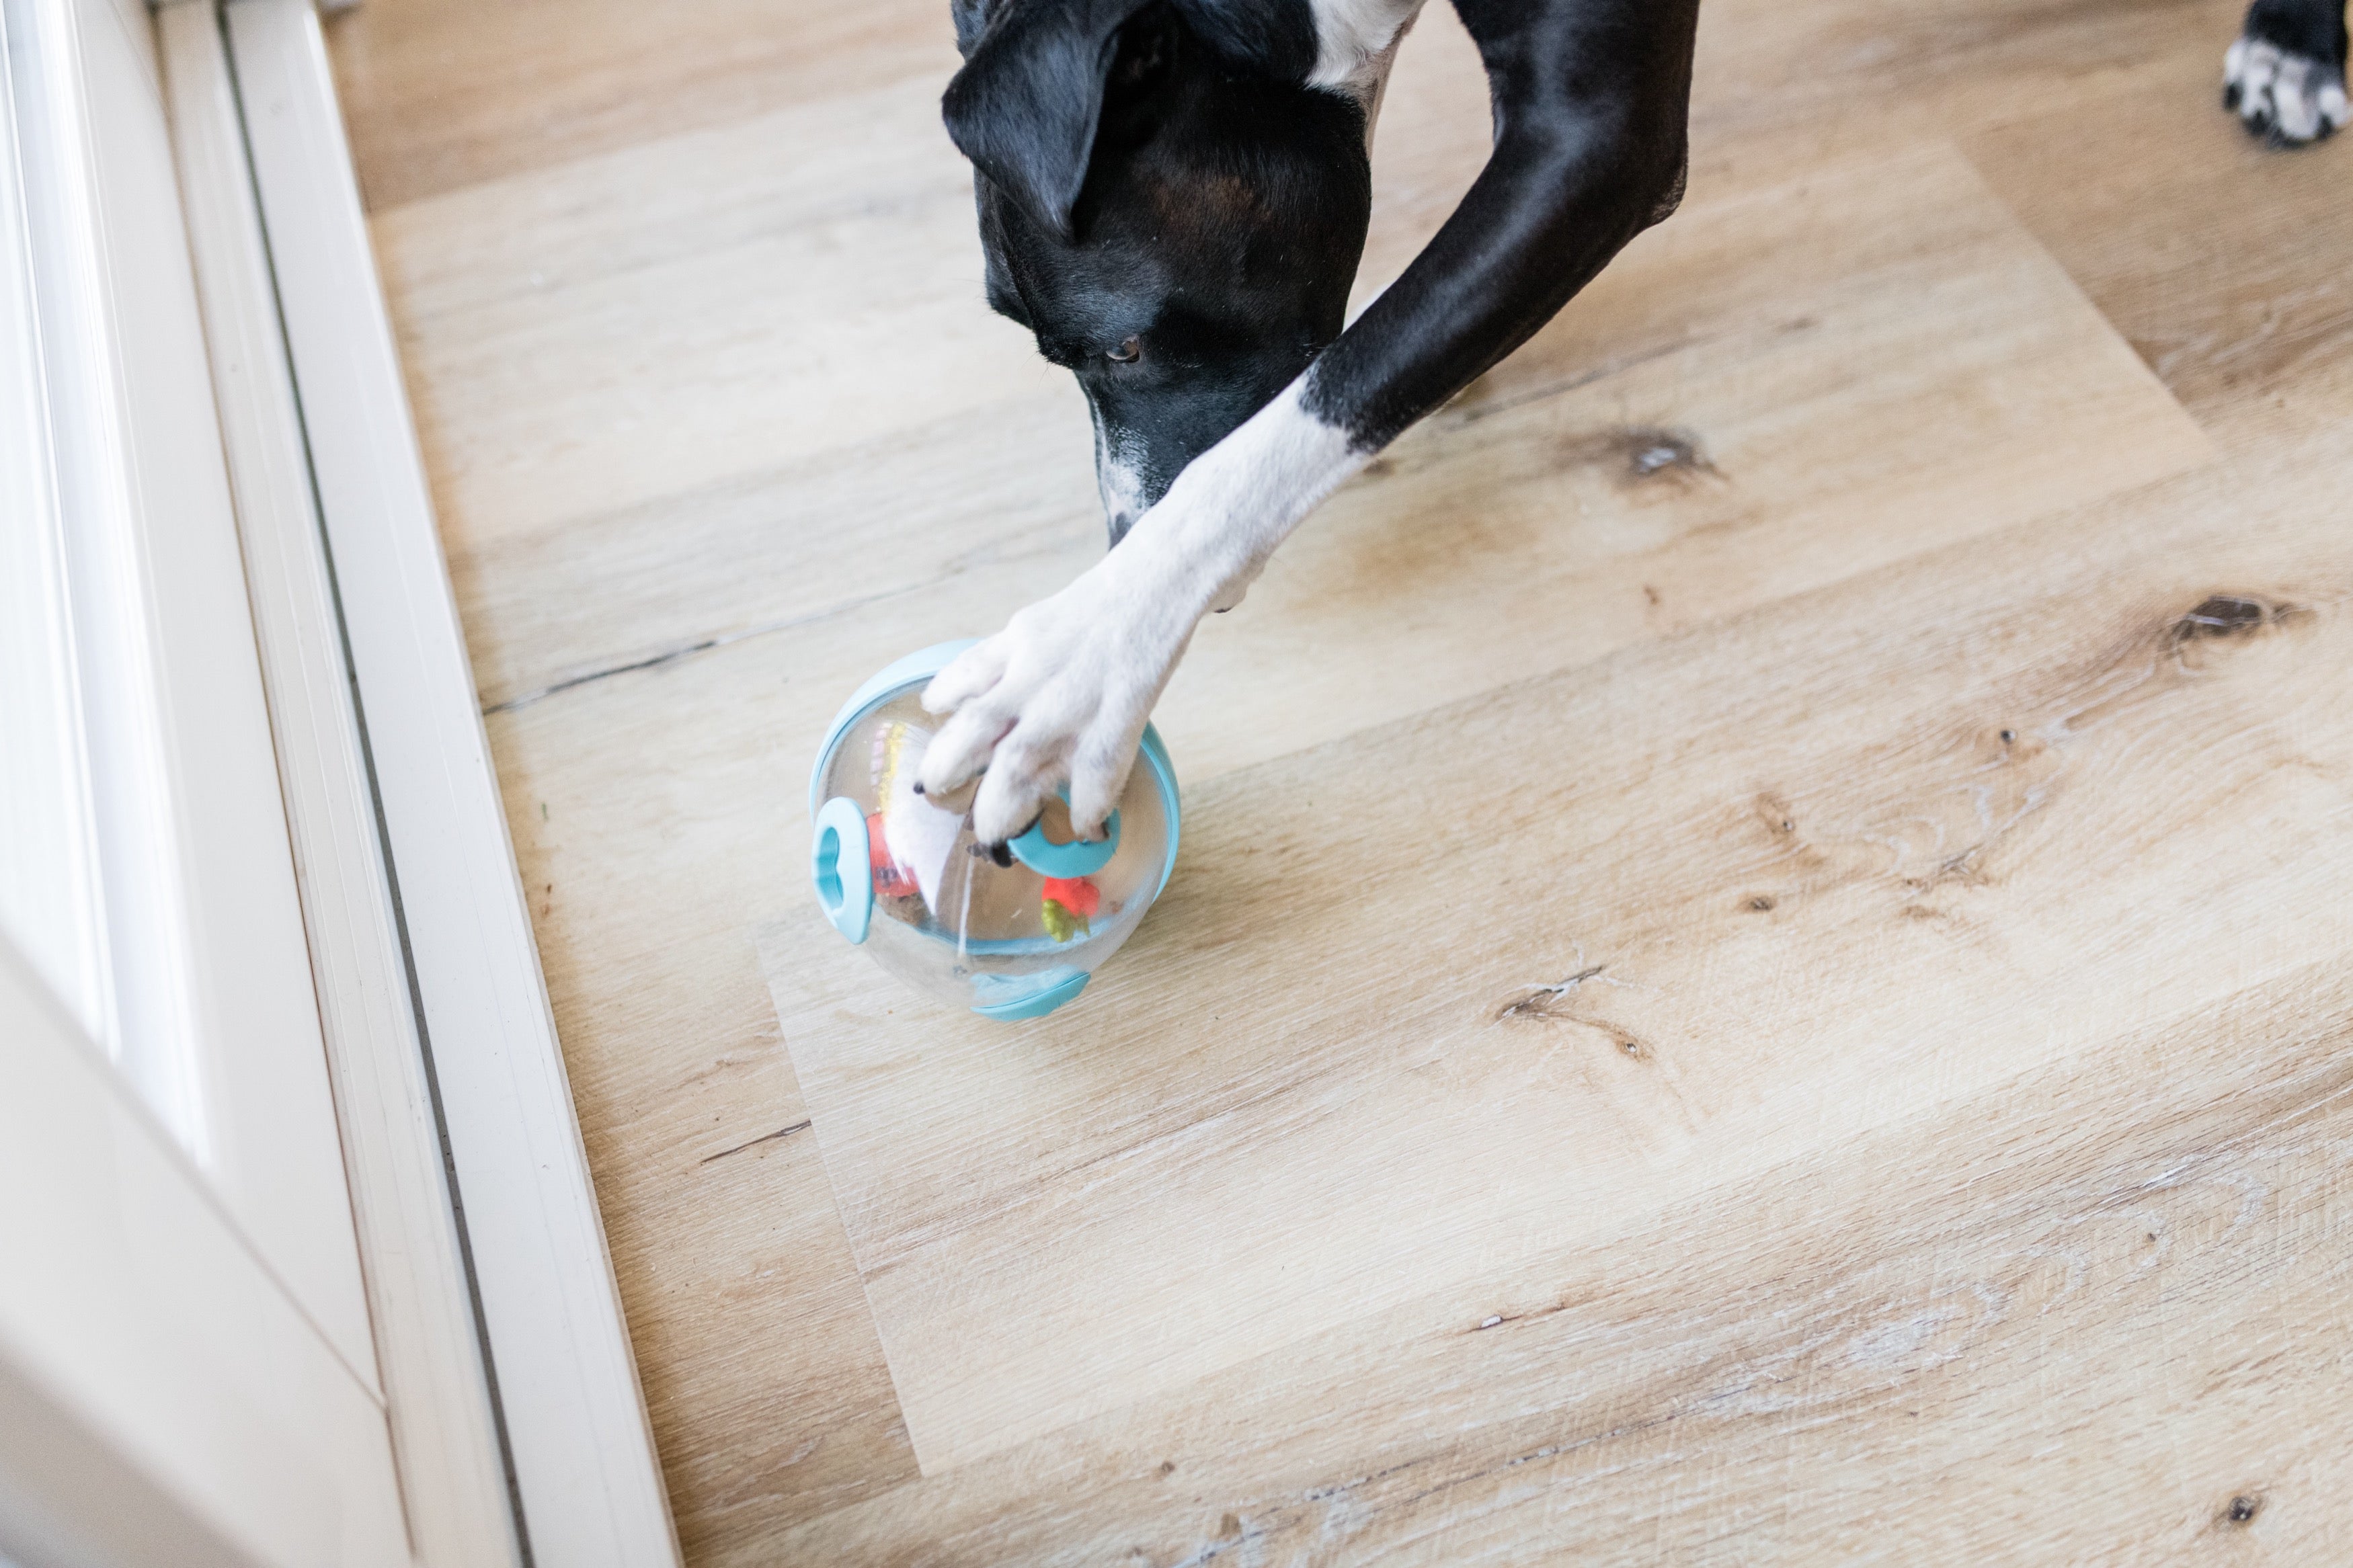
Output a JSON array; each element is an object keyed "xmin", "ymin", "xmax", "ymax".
[
  {"xmin": 473, "ymin": 124, "xmax": 2219, "ymax": 1535},
  {"xmin": 361, "ymin": 0, "xmax": 2234, "ymax": 722},
  {"xmin": 1964, "ymin": 41, "xmax": 2353, "ymax": 442},
  {"xmin": 324, "ymin": 0, "xmax": 953, "ymax": 212},
  {"xmin": 768, "ymin": 951, "xmax": 2353, "ymax": 1563},
  {"xmin": 767, "ymin": 440, "xmax": 2353, "ymax": 1473},
  {"xmin": 370, "ymin": 70, "xmax": 1045, "ymax": 620},
  {"xmin": 1687, "ymin": 0, "xmax": 2238, "ymax": 154},
  {"xmin": 489, "ymin": 691, "xmax": 921, "ymax": 1553}
]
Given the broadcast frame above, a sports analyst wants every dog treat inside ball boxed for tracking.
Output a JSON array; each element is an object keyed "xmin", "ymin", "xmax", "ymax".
[{"xmin": 809, "ymin": 641, "xmax": 1179, "ymax": 1021}]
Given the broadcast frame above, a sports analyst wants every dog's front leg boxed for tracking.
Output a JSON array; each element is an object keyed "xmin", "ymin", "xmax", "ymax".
[{"xmin": 920, "ymin": 0, "xmax": 1702, "ymax": 846}]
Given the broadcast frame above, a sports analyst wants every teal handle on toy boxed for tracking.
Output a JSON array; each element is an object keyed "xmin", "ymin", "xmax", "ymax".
[
  {"xmin": 812, "ymin": 796, "xmax": 874, "ymax": 942},
  {"xmin": 1008, "ymin": 796, "xmax": 1119, "ymax": 878}
]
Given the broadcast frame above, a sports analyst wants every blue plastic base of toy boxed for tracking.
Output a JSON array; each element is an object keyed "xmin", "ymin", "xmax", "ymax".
[{"xmin": 969, "ymin": 967, "xmax": 1090, "ymax": 1021}]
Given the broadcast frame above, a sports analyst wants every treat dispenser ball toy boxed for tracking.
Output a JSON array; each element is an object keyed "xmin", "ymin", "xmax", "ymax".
[{"xmin": 808, "ymin": 641, "xmax": 1180, "ymax": 1021}]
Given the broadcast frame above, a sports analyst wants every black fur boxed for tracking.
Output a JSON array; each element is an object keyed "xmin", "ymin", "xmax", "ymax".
[
  {"xmin": 1301, "ymin": 0, "xmax": 1698, "ymax": 452},
  {"xmin": 2241, "ymin": 0, "xmax": 2349, "ymax": 67},
  {"xmin": 952, "ymin": 0, "xmax": 1316, "ymax": 75},
  {"xmin": 945, "ymin": 0, "xmax": 1162, "ymax": 241},
  {"xmin": 1179, "ymin": 0, "xmax": 1320, "ymax": 81}
]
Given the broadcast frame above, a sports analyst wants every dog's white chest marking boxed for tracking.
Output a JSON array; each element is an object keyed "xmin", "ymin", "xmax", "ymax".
[{"xmin": 1307, "ymin": 0, "xmax": 1427, "ymax": 103}]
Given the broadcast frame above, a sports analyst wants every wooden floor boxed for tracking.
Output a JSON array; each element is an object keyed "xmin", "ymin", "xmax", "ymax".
[{"xmin": 329, "ymin": 0, "xmax": 2353, "ymax": 1560}]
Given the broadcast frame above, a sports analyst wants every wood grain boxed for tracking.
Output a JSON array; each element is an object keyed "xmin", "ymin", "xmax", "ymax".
[
  {"xmin": 323, "ymin": 0, "xmax": 956, "ymax": 212},
  {"xmin": 328, "ymin": 0, "xmax": 2353, "ymax": 1557},
  {"xmin": 767, "ymin": 444, "xmax": 2353, "ymax": 1476},
  {"xmin": 488, "ymin": 671, "xmax": 922, "ymax": 1557},
  {"xmin": 1966, "ymin": 42, "xmax": 2353, "ymax": 442},
  {"xmin": 471, "ymin": 118, "xmax": 2220, "ymax": 1537},
  {"xmin": 770, "ymin": 950, "xmax": 2353, "ymax": 1563}
]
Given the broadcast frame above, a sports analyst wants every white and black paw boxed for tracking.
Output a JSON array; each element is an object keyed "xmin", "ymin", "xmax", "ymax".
[{"xmin": 2225, "ymin": 35, "xmax": 2349, "ymax": 145}]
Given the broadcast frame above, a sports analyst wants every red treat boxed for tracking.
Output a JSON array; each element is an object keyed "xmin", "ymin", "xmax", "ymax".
[
  {"xmin": 869, "ymin": 812, "xmax": 919, "ymax": 899},
  {"xmin": 1041, "ymin": 876, "xmax": 1100, "ymax": 917}
]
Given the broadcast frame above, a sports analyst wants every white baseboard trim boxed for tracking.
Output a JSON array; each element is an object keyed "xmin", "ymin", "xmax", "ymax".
[
  {"xmin": 154, "ymin": 4, "xmax": 524, "ymax": 1563},
  {"xmin": 177, "ymin": 2, "xmax": 680, "ymax": 1563}
]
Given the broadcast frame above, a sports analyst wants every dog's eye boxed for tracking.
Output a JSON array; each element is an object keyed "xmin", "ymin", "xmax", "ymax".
[{"xmin": 1107, "ymin": 335, "xmax": 1142, "ymax": 364}]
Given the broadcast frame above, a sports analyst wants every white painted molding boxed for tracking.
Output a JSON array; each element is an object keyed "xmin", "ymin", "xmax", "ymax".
[
  {"xmin": 0, "ymin": 936, "xmax": 409, "ymax": 1568},
  {"xmin": 5, "ymin": 0, "xmax": 381, "ymax": 1380},
  {"xmin": 0, "ymin": 0, "xmax": 108, "ymax": 1050},
  {"xmin": 216, "ymin": 3, "xmax": 682, "ymax": 1563},
  {"xmin": 154, "ymin": 5, "xmax": 524, "ymax": 1563}
]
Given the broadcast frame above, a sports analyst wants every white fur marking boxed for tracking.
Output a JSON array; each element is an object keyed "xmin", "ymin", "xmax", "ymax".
[
  {"xmin": 1354, "ymin": 16, "xmax": 1416, "ymax": 155},
  {"xmin": 1306, "ymin": 0, "xmax": 1427, "ymax": 101},
  {"xmin": 1090, "ymin": 405, "xmax": 1151, "ymax": 536},
  {"xmin": 2227, "ymin": 34, "xmax": 2350, "ymax": 144}
]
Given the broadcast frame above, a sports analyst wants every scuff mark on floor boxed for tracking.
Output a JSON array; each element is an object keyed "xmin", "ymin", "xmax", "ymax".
[
  {"xmin": 700, "ymin": 1119, "xmax": 811, "ymax": 1165},
  {"xmin": 1497, "ymin": 966, "xmax": 1606, "ymax": 1021},
  {"xmin": 1558, "ymin": 424, "xmax": 1724, "ymax": 489}
]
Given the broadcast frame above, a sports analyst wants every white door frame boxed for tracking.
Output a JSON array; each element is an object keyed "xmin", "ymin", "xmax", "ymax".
[
  {"xmin": 155, "ymin": 4, "xmax": 524, "ymax": 1561},
  {"xmin": 1, "ymin": 0, "xmax": 678, "ymax": 1559},
  {"xmin": 204, "ymin": 3, "xmax": 682, "ymax": 1559},
  {"xmin": 0, "ymin": 940, "xmax": 410, "ymax": 1568}
]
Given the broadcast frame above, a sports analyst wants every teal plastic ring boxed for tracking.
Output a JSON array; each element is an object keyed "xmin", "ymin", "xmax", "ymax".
[
  {"xmin": 811, "ymin": 796, "xmax": 873, "ymax": 943},
  {"xmin": 1008, "ymin": 796, "xmax": 1119, "ymax": 878},
  {"xmin": 969, "ymin": 966, "xmax": 1091, "ymax": 1021}
]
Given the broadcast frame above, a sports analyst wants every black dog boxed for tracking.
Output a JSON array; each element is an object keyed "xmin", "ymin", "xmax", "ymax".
[{"xmin": 915, "ymin": 0, "xmax": 2343, "ymax": 844}]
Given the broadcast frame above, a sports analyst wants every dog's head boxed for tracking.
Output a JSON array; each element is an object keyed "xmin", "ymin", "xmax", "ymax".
[{"xmin": 945, "ymin": 0, "xmax": 1373, "ymax": 540}]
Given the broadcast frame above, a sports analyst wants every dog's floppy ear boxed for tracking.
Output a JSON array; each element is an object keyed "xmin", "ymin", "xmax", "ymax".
[
  {"xmin": 949, "ymin": 0, "xmax": 993, "ymax": 54},
  {"xmin": 942, "ymin": 0, "xmax": 1170, "ymax": 243}
]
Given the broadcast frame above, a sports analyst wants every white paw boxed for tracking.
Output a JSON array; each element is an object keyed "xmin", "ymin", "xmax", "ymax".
[
  {"xmin": 916, "ymin": 382, "xmax": 1361, "ymax": 843},
  {"xmin": 916, "ymin": 544, "xmax": 1204, "ymax": 845},
  {"xmin": 2226, "ymin": 36, "xmax": 2350, "ymax": 145}
]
